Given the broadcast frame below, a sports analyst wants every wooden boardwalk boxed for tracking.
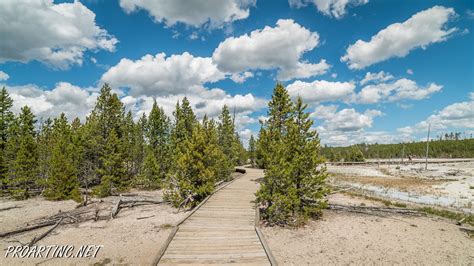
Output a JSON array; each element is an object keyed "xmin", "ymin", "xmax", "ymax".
[{"xmin": 158, "ymin": 168, "xmax": 271, "ymax": 265}]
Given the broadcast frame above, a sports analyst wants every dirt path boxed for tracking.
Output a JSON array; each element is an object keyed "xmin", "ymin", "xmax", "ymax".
[{"xmin": 158, "ymin": 168, "xmax": 270, "ymax": 265}]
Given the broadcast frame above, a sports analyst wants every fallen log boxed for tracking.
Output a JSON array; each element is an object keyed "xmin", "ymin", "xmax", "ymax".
[
  {"xmin": 137, "ymin": 215, "xmax": 155, "ymax": 220},
  {"xmin": 0, "ymin": 206, "xmax": 20, "ymax": 212},
  {"xmin": 328, "ymin": 204, "xmax": 420, "ymax": 216},
  {"xmin": 0, "ymin": 220, "xmax": 58, "ymax": 238},
  {"xmin": 29, "ymin": 217, "xmax": 64, "ymax": 246},
  {"xmin": 111, "ymin": 198, "xmax": 163, "ymax": 218},
  {"xmin": 459, "ymin": 226, "xmax": 474, "ymax": 235},
  {"xmin": 110, "ymin": 198, "xmax": 122, "ymax": 219}
]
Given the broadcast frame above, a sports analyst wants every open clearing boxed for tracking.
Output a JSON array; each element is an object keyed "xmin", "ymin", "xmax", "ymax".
[{"xmin": 262, "ymin": 193, "xmax": 474, "ymax": 265}]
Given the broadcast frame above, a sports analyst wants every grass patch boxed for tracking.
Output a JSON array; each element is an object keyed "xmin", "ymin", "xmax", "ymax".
[
  {"xmin": 469, "ymin": 186, "xmax": 474, "ymax": 190},
  {"xmin": 418, "ymin": 207, "xmax": 474, "ymax": 227},
  {"xmin": 93, "ymin": 258, "xmax": 111, "ymax": 266},
  {"xmin": 393, "ymin": 202, "xmax": 407, "ymax": 208},
  {"xmin": 160, "ymin": 223, "xmax": 174, "ymax": 229}
]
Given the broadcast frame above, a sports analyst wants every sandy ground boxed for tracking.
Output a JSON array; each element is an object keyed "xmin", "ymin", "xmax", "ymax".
[
  {"xmin": 0, "ymin": 190, "xmax": 186, "ymax": 265},
  {"xmin": 262, "ymin": 193, "xmax": 474, "ymax": 265},
  {"xmin": 327, "ymin": 162, "xmax": 474, "ymax": 212}
]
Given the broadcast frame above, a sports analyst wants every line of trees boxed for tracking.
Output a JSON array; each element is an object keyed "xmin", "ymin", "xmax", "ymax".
[
  {"xmin": 0, "ymin": 85, "xmax": 247, "ymax": 206},
  {"xmin": 254, "ymin": 83, "xmax": 328, "ymax": 226},
  {"xmin": 322, "ymin": 138, "xmax": 474, "ymax": 161}
]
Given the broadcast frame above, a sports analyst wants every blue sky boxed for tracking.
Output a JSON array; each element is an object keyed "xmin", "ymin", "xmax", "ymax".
[{"xmin": 0, "ymin": 0, "xmax": 473, "ymax": 146}]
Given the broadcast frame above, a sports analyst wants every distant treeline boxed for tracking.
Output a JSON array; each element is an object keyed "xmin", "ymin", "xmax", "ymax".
[{"xmin": 322, "ymin": 138, "xmax": 474, "ymax": 161}]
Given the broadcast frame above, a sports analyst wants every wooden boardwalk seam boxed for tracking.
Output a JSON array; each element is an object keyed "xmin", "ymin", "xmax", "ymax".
[{"xmin": 156, "ymin": 168, "xmax": 273, "ymax": 265}]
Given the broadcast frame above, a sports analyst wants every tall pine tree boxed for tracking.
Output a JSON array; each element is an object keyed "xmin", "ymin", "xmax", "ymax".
[
  {"xmin": 44, "ymin": 113, "xmax": 81, "ymax": 202},
  {"xmin": 8, "ymin": 106, "xmax": 38, "ymax": 199},
  {"xmin": 0, "ymin": 87, "xmax": 14, "ymax": 189},
  {"xmin": 257, "ymin": 87, "xmax": 327, "ymax": 225}
]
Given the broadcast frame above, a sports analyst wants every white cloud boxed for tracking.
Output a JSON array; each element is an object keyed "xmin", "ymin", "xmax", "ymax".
[
  {"xmin": 310, "ymin": 105, "xmax": 390, "ymax": 146},
  {"xmin": 312, "ymin": 105, "xmax": 383, "ymax": 132},
  {"xmin": 360, "ymin": 71, "xmax": 393, "ymax": 85},
  {"xmin": 406, "ymin": 69, "xmax": 414, "ymax": 75},
  {"xmin": 341, "ymin": 6, "xmax": 457, "ymax": 69},
  {"xmin": 398, "ymin": 96, "xmax": 474, "ymax": 134},
  {"xmin": 101, "ymin": 52, "xmax": 226, "ymax": 97},
  {"xmin": 124, "ymin": 87, "xmax": 266, "ymax": 127},
  {"xmin": 289, "ymin": 0, "xmax": 369, "ymax": 19},
  {"xmin": 119, "ymin": 0, "xmax": 254, "ymax": 28},
  {"xmin": 212, "ymin": 19, "xmax": 330, "ymax": 80},
  {"xmin": 4, "ymin": 82, "xmax": 98, "ymax": 121},
  {"xmin": 230, "ymin": 71, "xmax": 254, "ymax": 83},
  {"xmin": 0, "ymin": 71, "xmax": 9, "ymax": 81},
  {"xmin": 0, "ymin": 0, "xmax": 117, "ymax": 69},
  {"xmin": 287, "ymin": 80, "xmax": 355, "ymax": 104},
  {"xmin": 356, "ymin": 78, "xmax": 442, "ymax": 104}
]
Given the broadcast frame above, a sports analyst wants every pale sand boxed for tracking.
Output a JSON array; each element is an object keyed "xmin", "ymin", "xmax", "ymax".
[
  {"xmin": 262, "ymin": 193, "xmax": 474, "ymax": 265},
  {"xmin": 0, "ymin": 190, "xmax": 186, "ymax": 265}
]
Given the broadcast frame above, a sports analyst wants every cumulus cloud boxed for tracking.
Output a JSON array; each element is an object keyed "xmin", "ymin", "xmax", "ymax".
[
  {"xmin": 289, "ymin": 0, "xmax": 369, "ymax": 19},
  {"xmin": 341, "ymin": 6, "xmax": 457, "ymax": 69},
  {"xmin": 4, "ymin": 82, "xmax": 98, "ymax": 121},
  {"xmin": 0, "ymin": 0, "xmax": 118, "ymax": 69},
  {"xmin": 398, "ymin": 95, "xmax": 474, "ymax": 135},
  {"xmin": 119, "ymin": 0, "xmax": 254, "ymax": 28},
  {"xmin": 309, "ymin": 104, "xmax": 389, "ymax": 146},
  {"xmin": 230, "ymin": 71, "xmax": 254, "ymax": 83},
  {"xmin": 212, "ymin": 19, "xmax": 330, "ymax": 80},
  {"xmin": 0, "ymin": 71, "xmax": 9, "ymax": 81},
  {"xmin": 312, "ymin": 105, "xmax": 383, "ymax": 132},
  {"xmin": 360, "ymin": 71, "xmax": 393, "ymax": 85},
  {"xmin": 101, "ymin": 52, "xmax": 226, "ymax": 97},
  {"xmin": 287, "ymin": 80, "xmax": 355, "ymax": 104},
  {"xmin": 356, "ymin": 78, "xmax": 442, "ymax": 104}
]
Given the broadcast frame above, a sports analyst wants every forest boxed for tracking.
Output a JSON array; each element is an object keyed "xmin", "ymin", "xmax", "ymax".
[
  {"xmin": 0, "ymin": 83, "xmax": 329, "ymax": 226},
  {"xmin": 321, "ymin": 138, "xmax": 474, "ymax": 161},
  {"xmin": 0, "ymin": 84, "xmax": 247, "ymax": 205}
]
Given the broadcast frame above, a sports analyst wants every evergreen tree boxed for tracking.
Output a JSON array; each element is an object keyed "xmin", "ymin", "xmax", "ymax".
[
  {"xmin": 256, "ymin": 83, "xmax": 293, "ymax": 168},
  {"xmin": 0, "ymin": 87, "xmax": 14, "ymax": 189},
  {"xmin": 217, "ymin": 105, "xmax": 236, "ymax": 180},
  {"xmin": 257, "ymin": 92, "xmax": 327, "ymax": 225},
  {"xmin": 165, "ymin": 121, "xmax": 219, "ymax": 208},
  {"xmin": 44, "ymin": 114, "xmax": 81, "ymax": 202},
  {"xmin": 248, "ymin": 135, "xmax": 257, "ymax": 167},
  {"xmin": 36, "ymin": 118, "xmax": 53, "ymax": 189},
  {"xmin": 89, "ymin": 83, "xmax": 127, "ymax": 196},
  {"xmin": 8, "ymin": 106, "xmax": 38, "ymax": 199},
  {"xmin": 146, "ymin": 101, "xmax": 171, "ymax": 182},
  {"xmin": 95, "ymin": 129, "xmax": 126, "ymax": 197}
]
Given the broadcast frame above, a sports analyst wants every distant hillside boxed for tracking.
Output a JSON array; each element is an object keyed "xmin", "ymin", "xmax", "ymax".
[{"xmin": 321, "ymin": 138, "xmax": 474, "ymax": 160}]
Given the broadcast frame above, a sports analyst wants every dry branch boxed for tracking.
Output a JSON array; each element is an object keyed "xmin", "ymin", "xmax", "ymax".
[
  {"xmin": 0, "ymin": 206, "xmax": 20, "ymax": 212},
  {"xmin": 328, "ymin": 204, "xmax": 420, "ymax": 216},
  {"xmin": 28, "ymin": 217, "xmax": 64, "ymax": 246},
  {"xmin": 0, "ymin": 220, "xmax": 58, "ymax": 238}
]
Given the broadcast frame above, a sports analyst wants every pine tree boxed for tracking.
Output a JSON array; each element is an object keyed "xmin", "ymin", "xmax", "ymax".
[
  {"xmin": 95, "ymin": 128, "xmax": 126, "ymax": 197},
  {"xmin": 203, "ymin": 115, "xmax": 228, "ymax": 182},
  {"xmin": 36, "ymin": 118, "xmax": 53, "ymax": 189},
  {"xmin": 8, "ymin": 106, "xmax": 38, "ymax": 199},
  {"xmin": 146, "ymin": 100, "xmax": 171, "ymax": 182},
  {"xmin": 218, "ymin": 105, "xmax": 236, "ymax": 180},
  {"xmin": 0, "ymin": 87, "xmax": 14, "ymax": 189},
  {"xmin": 44, "ymin": 113, "xmax": 81, "ymax": 202},
  {"xmin": 88, "ymin": 83, "xmax": 127, "ymax": 196},
  {"xmin": 256, "ymin": 83, "xmax": 293, "ymax": 168},
  {"xmin": 165, "ymin": 121, "xmax": 218, "ymax": 208},
  {"xmin": 248, "ymin": 135, "xmax": 257, "ymax": 167},
  {"xmin": 256, "ymin": 91, "xmax": 327, "ymax": 225}
]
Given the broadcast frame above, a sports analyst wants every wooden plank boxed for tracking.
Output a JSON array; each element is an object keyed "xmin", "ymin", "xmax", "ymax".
[{"xmin": 157, "ymin": 168, "xmax": 272, "ymax": 265}]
